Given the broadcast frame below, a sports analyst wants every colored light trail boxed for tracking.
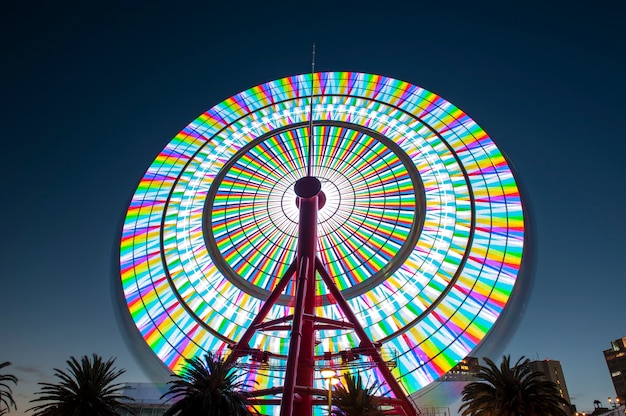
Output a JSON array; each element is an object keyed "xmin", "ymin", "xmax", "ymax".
[{"xmin": 120, "ymin": 72, "xmax": 526, "ymax": 406}]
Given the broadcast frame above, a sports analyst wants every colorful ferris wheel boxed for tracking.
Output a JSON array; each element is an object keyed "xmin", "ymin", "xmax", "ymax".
[{"xmin": 120, "ymin": 71, "xmax": 527, "ymax": 415}]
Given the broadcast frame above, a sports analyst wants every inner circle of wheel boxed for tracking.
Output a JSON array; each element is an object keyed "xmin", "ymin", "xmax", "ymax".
[{"xmin": 203, "ymin": 121, "xmax": 424, "ymax": 306}]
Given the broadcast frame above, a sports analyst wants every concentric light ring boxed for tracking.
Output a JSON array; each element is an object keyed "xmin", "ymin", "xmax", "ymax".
[{"xmin": 204, "ymin": 120, "xmax": 423, "ymax": 304}]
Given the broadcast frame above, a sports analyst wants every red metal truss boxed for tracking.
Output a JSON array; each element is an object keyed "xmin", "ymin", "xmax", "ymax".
[{"xmin": 226, "ymin": 176, "xmax": 418, "ymax": 416}]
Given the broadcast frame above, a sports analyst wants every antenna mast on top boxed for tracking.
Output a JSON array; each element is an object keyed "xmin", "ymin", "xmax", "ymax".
[{"xmin": 307, "ymin": 43, "xmax": 316, "ymax": 177}]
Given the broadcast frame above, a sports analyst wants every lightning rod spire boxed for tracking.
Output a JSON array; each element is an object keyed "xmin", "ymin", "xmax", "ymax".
[{"xmin": 307, "ymin": 43, "xmax": 315, "ymax": 177}]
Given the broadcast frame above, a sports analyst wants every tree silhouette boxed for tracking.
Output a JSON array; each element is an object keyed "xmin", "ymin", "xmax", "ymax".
[
  {"xmin": 161, "ymin": 352, "xmax": 256, "ymax": 416},
  {"xmin": 332, "ymin": 372, "xmax": 386, "ymax": 416},
  {"xmin": 28, "ymin": 354, "xmax": 134, "ymax": 416},
  {"xmin": 0, "ymin": 362, "xmax": 18, "ymax": 415},
  {"xmin": 459, "ymin": 355, "xmax": 569, "ymax": 416}
]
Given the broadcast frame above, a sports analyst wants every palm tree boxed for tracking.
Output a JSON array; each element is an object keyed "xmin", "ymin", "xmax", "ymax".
[
  {"xmin": 332, "ymin": 372, "xmax": 386, "ymax": 416},
  {"xmin": 0, "ymin": 362, "xmax": 18, "ymax": 415},
  {"xmin": 459, "ymin": 355, "xmax": 569, "ymax": 416},
  {"xmin": 160, "ymin": 352, "xmax": 256, "ymax": 416},
  {"xmin": 28, "ymin": 354, "xmax": 135, "ymax": 416}
]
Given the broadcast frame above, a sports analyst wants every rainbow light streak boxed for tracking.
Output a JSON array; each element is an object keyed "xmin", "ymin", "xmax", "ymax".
[{"xmin": 120, "ymin": 72, "xmax": 525, "ymax": 400}]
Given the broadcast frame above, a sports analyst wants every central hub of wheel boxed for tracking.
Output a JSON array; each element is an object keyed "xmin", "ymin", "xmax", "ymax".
[
  {"xmin": 294, "ymin": 176, "xmax": 326, "ymax": 209},
  {"xmin": 294, "ymin": 176, "xmax": 322, "ymax": 198}
]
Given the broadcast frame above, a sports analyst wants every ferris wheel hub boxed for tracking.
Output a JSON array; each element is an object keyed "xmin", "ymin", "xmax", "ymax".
[{"xmin": 294, "ymin": 176, "xmax": 322, "ymax": 198}]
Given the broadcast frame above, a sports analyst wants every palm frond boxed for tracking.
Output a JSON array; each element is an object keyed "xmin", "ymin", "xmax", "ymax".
[
  {"xmin": 28, "ymin": 354, "xmax": 134, "ymax": 416},
  {"xmin": 332, "ymin": 372, "xmax": 386, "ymax": 416},
  {"xmin": 459, "ymin": 355, "xmax": 569, "ymax": 416},
  {"xmin": 161, "ymin": 352, "xmax": 257, "ymax": 416},
  {"xmin": 0, "ymin": 362, "xmax": 18, "ymax": 415}
]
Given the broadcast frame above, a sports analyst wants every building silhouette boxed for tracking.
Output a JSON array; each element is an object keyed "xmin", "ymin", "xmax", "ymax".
[
  {"xmin": 604, "ymin": 336, "xmax": 626, "ymax": 402},
  {"xmin": 526, "ymin": 359, "xmax": 574, "ymax": 416}
]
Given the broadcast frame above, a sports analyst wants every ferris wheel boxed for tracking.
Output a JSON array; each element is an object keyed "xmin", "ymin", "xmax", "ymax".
[{"xmin": 120, "ymin": 71, "xmax": 528, "ymax": 415}]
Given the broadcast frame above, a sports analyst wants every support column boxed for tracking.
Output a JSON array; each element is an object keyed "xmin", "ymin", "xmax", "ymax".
[{"xmin": 280, "ymin": 176, "xmax": 323, "ymax": 416}]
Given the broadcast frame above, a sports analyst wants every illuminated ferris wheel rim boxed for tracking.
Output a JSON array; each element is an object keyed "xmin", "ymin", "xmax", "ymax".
[{"xmin": 121, "ymin": 71, "xmax": 526, "ymax": 395}]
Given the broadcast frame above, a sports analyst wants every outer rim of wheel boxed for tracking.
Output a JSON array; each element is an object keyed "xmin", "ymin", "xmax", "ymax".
[{"xmin": 120, "ymin": 71, "xmax": 526, "ymax": 395}]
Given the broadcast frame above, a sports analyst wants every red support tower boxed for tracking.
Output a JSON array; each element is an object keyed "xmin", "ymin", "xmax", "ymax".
[{"xmin": 227, "ymin": 176, "xmax": 418, "ymax": 416}]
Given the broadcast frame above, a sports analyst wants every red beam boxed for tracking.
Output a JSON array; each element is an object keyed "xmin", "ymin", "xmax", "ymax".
[
  {"xmin": 280, "ymin": 257, "xmax": 310, "ymax": 415},
  {"xmin": 316, "ymin": 258, "xmax": 419, "ymax": 416},
  {"xmin": 254, "ymin": 315, "xmax": 294, "ymax": 330},
  {"xmin": 225, "ymin": 261, "xmax": 297, "ymax": 365},
  {"xmin": 310, "ymin": 314, "xmax": 355, "ymax": 329}
]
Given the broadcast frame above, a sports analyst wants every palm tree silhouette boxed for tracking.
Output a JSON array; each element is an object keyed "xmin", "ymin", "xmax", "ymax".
[
  {"xmin": 332, "ymin": 372, "xmax": 386, "ymax": 416},
  {"xmin": 459, "ymin": 355, "xmax": 569, "ymax": 416},
  {"xmin": 161, "ymin": 352, "xmax": 256, "ymax": 416},
  {"xmin": 0, "ymin": 362, "xmax": 18, "ymax": 415},
  {"xmin": 28, "ymin": 354, "xmax": 134, "ymax": 416}
]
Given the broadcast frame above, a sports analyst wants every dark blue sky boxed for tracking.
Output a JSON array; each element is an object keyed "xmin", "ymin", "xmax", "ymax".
[{"xmin": 2, "ymin": 1, "xmax": 625, "ymax": 414}]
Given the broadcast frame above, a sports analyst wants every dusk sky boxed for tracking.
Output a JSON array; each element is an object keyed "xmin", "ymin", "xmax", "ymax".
[{"xmin": 2, "ymin": 1, "xmax": 625, "ymax": 415}]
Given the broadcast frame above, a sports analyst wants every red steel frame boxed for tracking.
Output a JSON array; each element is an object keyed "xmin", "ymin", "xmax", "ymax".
[{"xmin": 226, "ymin": 176, "xmax": 418, "ymax": 416}]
